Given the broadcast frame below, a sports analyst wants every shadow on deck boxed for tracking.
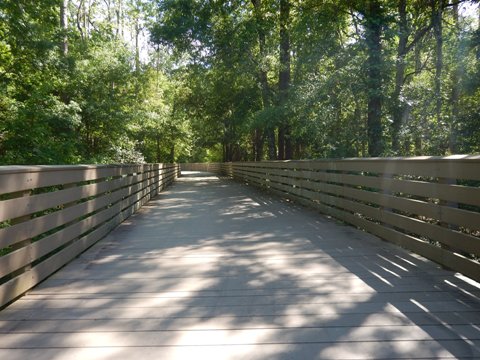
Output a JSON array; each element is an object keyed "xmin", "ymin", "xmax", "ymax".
[{"xmin": 0, "ymin": 171, "xmax": 479, "ymax": 359}]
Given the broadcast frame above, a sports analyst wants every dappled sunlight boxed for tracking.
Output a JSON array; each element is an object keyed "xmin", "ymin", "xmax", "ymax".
[
  {"xmin": 319, "ymin": 338, "xmax": 454, "ymax": 359},
  {"xmin": 367, "ymin": 270, "xmax": 394, "ymax": 287},
  {"xmin": 75, "ymin": 331, "xmax": 132, "ymax": 348},
  {"xmin": 443, "ymin": 279, "xmax": 480, "ymax": 302},
  {"xmin": 376, "ymin": 254, "xmax": 410, "ymax": 272},
  {"xmin": 376, "ymin": 265, "xmax": 402, "ymax": 278},
  {"xmin": 174, "ymin": 326, "xmax": 275, "ymax": 346},
  {"xmin": 1, "ymin": 172, "xmax": 479, "ymax": 359}
]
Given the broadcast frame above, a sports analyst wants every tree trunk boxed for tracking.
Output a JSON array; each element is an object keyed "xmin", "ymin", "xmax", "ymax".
[
  {"xmin": 135, "ymin": 20, "xmax": 140, "ymax": 73},
  {"xmin": 76, "ymin": 0, "xmax": 85, "ymax": 41},
  {"xmin": 226, "ymin": 143, "xmax": 233, "ymax": 162},
  {"xmin": 449, "ymin": 3, "xmax": 460, "ymax": 154},
  {"xmin": 415, "ymin": 41, "xmax": 422, "ymax": 72},
  {"xmin": 278, "ymin": 127, "xmax": 285, "ymax": 160},
  {"xmin": 251, "ymin": 0, "xmax": 271, "ymax": 160},
  {"xmin": 414, "ymin": 135, "xmax": 422, "ymax": 155},
  {"xmin": 156, "ymin": 134, "xmax": 161, "ymax": 163},
  {"xmin": 84, "ymin": 0, "xmax": 89, "ymax": 38},
  {"xmin": 365, "ymin": 0, "xmax": 384, "ymax": 156},
  {"xmin": 352, "ymin": 99, "xmax": 364, "ymax": 156},
  {"xmin": 170, "ymin": 143, "xmax": 175, "ymax": 163},
  {"xmin": 266, "ymin": 129, "xmax": 276, "ymax": 160},
  {"xmin": 477, "ymin": 6, "xmax": 480, "ymax": 61},
  {"xmin": 285, "ymin": 124, "xmax": 292, "ymax": 159},
  {"xmin": 391, "ymin": 0, "xmax": 407, "ymax": 153},
  {"xmin": 60, "ymin": 0, "xmax": 68, "ymax": 56},
  {"xmin": 253, "ymin": 128, "xmax": 263, "ymax": 161},
  {"xmin": 116, "ymin": 0, "xmax": 122, "ymax": 39},
  {"xmin": 432, "ymin": 0, "xmax": 443, "ymax": 126},
  {"xmin": 279, "ymin": 0, "xmax": 291, "ymax": 159}
]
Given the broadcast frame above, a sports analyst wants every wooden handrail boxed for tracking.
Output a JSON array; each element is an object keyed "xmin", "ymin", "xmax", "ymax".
[
  {"xmin": 219, "ymin": 156, "xmax": 480, "ymax": 281},
  {"xmin": 180, "ymin": 163, "xmax": 221, "ymax": 172},
  {"xmin": 0, "ymin": 163, "xmax": 180, "ymax": 308}
]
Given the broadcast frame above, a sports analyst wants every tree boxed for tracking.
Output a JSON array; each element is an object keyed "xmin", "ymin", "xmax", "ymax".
[
  {"xmin": 251, "ymin": 0, "xmax": 273, "ymax": 160},
  {"xmin": 364, "ymin": 0, "xmax": 385, "ymax": 157},
  {"xmin": 2, "ymin": 0, "xmax": 480, "ymax": 166},
  {"xmin": 278, "ymin": 0, "xmax": 291, "ymax": 160}
]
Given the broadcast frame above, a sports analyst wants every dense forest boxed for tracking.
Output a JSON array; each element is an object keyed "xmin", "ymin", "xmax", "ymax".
[{"xmin": 0, "ymin": 0, "xmax": 479, "ymax": 164}]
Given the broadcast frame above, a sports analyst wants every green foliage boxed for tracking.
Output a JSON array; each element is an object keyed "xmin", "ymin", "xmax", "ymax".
[
  {"xmin": 1, "ymin": 1, "xmax": 480, "ymax": 166},
  {"xmin": 149, "ymin": 0, "xmax": 480, "ymax": 160},
  {"xmin": 0, "ymin": 0, "xmax": 192, "ymax": 165}
]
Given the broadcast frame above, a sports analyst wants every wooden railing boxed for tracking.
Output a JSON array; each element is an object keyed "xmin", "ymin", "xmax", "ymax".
[
  {"xmin": 180, "ymin": 163, "xmax": 221, "ymax": 173},
  {"xmin": 0, "ymin": 163, "xmax": 180, "ymax": 307},
  {"xmin": 221, "ymin": 157, "xmax": 480, "ymax": 281}
]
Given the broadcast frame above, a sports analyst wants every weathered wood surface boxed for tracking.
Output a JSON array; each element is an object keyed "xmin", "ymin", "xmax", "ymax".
[
  {"xmin": 0, "ymin": 163, "xmax": 180, "ymax": 307},
  {"xmin": 220, "ymin": 156, "xmax": 480, "ymax": 281},
  {"xmin": 180, "ymin": 162, "xmax": 221, "ymax": 172},
  {"xmin": 1, "ymin": 172, "xmax": 479, "ymax": 359}
]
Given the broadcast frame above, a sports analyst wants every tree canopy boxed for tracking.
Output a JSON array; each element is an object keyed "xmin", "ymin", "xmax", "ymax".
[{"xmin": 1, "ymin": 0, "xmax": 479, "ymax": 164}]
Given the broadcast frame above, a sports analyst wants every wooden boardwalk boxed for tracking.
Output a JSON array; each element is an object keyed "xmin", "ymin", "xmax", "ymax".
[{"xmin": 1, "ymin": 172, "xmax": 479, "ymax": 359}]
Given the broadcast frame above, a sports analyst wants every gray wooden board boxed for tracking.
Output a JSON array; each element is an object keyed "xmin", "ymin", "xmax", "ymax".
[
  {"xmin": 0, "ymin": 172, "xmax": 479, "ymax": 360},
  {"xmin": 1, "ymin": 343, "xmax": 479, "ymax": 360},
  {"xmin": 1, "ymin": 300, "xmax": 479, "ymax": 320},
  {"xmin": 3, "ymin": 292, "xmax": 480, "ymax": 310},
  {"xmin": 1, "ymin": 312, "xmax": 479, "ymax": 333},
  {"xmin": 1, "ymin": 326, "xmax": 480, "ymax": 346}
]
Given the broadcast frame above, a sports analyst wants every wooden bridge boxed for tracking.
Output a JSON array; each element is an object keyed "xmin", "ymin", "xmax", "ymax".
[{"xmin": 0, "ymin": 158, "xmax": 479, "ymax": 359}]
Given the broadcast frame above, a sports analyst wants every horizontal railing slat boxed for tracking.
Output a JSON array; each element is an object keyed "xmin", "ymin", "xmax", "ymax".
[
  {"xmin": 0, "ymin": 202, "xmax": 117, "ymax": 278},
  {"xmin": 248, "ymin": 167, "xmax": 480, "ymax": 207},
  {"xmin": 0, "ymin": 214, "xmax": 118, "ymax": 307},
  {"xmin": 0, "ymin": 171, "xmax": 152, "ymax": 223},
  {"xmin": 0, "ymin": 165, "xmax": 144, "ymax": 194},
  {"xmin": 0, "ymin": 180, "xmax": 139, "ymax": 249},
  {"xmin": 0, "ymin": 167, "xmax": 172, "ymax": 249},
  {"xmin": 264, "ymin": 181, "xmax": 480, "ymax": 281},
  {"xmin": 0, "ymin": 163, "xmax": 179, "ymax": 308},
  {"xmin": 225, "ymin": 157, "xmax": 480, "ymax": 282},
  {"xmin": 235, "ymin": 166, "xmax": 480, "ymax": 231},
  {"xmin": 234, "ymin": 156, "xmax": 480, "ymax": 180},
  {"xmin": 180, "ymin": 163, "xmax": 221, "ymax": 172},
  {"xmin": 272, "ymin": 182, "xmax": 479, "ymax": 255}
]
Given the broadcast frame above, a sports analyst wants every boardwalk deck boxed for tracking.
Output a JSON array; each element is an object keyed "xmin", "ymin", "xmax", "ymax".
[{"xmin": 1, "ymin": 172, "xmax": 479, "ymax": 359}]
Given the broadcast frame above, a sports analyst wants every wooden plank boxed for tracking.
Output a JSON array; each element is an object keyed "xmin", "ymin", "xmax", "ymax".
[
  {"xmin": 254, "ymin": 174, "xmax": 479, "ymax": 254},
  {"xmin": 348, "ymin": 215, "xmax": 480, "ymax": 282},
  {"xmin": 121, "ymin": 180, "xmax": 155, "ymax": 213},
  {"xmin": 0, "ymin": 173, "xmax": 159, "ymax": 277},
  {"xmin": 180, "ymin": 163, "xmax": 221, "ymax": 172},
  {"xmin": 0, "ymin": 185, "xmax": 127, "ymax": 249},
  {"xmin": 240, "ymin": 172, "xmax": 480, "ymax": 281},
  {"xmin": 291, "ymin": 170, "xmax": 480, "ymax": 207},
  {"xmin": 0, "ymin": 164, "xmax": 166, "ymax": 227},
  {"xmin": 0, "ymin": 165, "xmax": 144, "ymax": 195},
  {"xmin": 234, "ymin": 169, "xmax": 263, "ymax": 181},
  {"xmin": 0, "ymin": 215, "xmax": 119, "ymax": 308},
  {"xmin": 0, "ymin": 202, "xmax": 125, "ymax": 278},
  {"xmin": 0, "ymin": 172, "xmax": 156, "ymax": 249},
  {"xmin": 268, "ymin": 175, "xmax": 480, "ymax": 232},
  {"xmin": 232, "ymin": 156, "xmax": 480, "ymax": 180},
  {"xmin": 233, "ymin": 171, "xmax": 267, "ymax": 188},
  {"xmin": 288, "ymin": 185, "xmax": 480, "ymax": 256},
  {"xmin": 0, "ymin": 172, "xmax": 148, "ymax": 223},
  {"xmin": 264, "ymin": 174, "xmax": 480, "ymax": 231},
  {"xmin": 261, "ymin": 181, "xmax": 480, "ymax": 281},
  {"xmin": 0, "ymin": 163, "xmax": 179, "ymax": 307}
]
